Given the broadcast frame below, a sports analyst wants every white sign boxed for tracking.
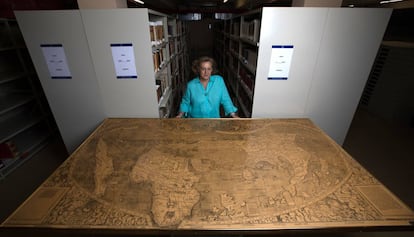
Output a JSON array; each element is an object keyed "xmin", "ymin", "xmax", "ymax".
[
  {"xmin": 268, "ymin": 45, "xmax": 294, "ymax": 80},
  {"xmin": 110, "ymin": 43, "xmax": 138, "ymax": 79},
  {"xmin": 41, "ymin": 44, "xmax": 72, "ymax": 79}
]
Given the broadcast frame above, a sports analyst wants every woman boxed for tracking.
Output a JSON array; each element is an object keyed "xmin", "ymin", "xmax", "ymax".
[{"xmin": 176, "ymin": 56, "xmax": 238, "ymax": 118}]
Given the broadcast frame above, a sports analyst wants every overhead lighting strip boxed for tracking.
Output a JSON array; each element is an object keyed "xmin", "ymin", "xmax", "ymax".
[
  {"xmin": 380, "ymin": 0, "xmax": 404, "ymax": 4},
  {"xmin": 134, "ymin": 0, "xmax": 144, "ymax": 4}
]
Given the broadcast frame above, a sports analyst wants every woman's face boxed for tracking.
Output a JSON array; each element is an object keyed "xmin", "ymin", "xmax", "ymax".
[{"xmin": 199, "ymin": 61, "xmax": 213, "ymax": 81}]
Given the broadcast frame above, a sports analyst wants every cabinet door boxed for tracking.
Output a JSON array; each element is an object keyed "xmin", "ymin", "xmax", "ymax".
[
  {"xmin": 253, "ymin": 7, "xmax": 327, "ymax": 118},
  {"xmin": 252, "ymin": 7, "xmax": 391, "ymax": 145},
  {"xmin": 15, "ymin": 10, "xmax": 106, "ymax": 154},
  {"xmin": 80, "ymin": 9, "xmax": 159, "ymax": 118},
  {"xmin": 305, "ymin": 8, "xmax": 392, "ymax": 144}
]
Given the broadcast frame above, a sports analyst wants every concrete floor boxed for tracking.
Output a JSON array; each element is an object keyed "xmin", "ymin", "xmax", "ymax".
[{"xmin": 0, "ymin": 106, "xmax": 413, "ymax": 236}]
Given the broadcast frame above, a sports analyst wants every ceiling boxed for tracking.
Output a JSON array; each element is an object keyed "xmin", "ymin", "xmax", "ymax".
[{"xmin": 126, "ymin": 0, "xmax": 414, "ymax": 14}]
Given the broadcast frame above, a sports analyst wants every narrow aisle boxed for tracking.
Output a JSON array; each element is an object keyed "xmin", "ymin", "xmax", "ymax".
[{"xmin": 343, "ymin": 107, "xmax": 414, "ymax": 210}]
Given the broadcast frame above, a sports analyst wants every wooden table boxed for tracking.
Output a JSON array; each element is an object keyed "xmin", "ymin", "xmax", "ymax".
[{"xmin": 1, "ymin": 118, "xmax": 413, "ymax": 235}]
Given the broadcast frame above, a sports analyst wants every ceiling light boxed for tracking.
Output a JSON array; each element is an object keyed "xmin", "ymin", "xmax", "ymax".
[
  {"xmin": 223, "ymin": 0, "xmax": 228, "ymax": 3},
  {"xmin": 134, "ymin": 0, "xmax": 144, "ymax": 4},
  {"xmin": 380, "ymin": 0, "xmax": 403, "ymax": 4}
]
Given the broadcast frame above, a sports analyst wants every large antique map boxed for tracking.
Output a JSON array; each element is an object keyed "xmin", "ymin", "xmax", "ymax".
[{"xmin": 2, "ymin": 118, "xmax": 413, "ymax": 230}]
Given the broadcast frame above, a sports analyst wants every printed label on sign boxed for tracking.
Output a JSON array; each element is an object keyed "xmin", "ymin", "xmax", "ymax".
[
  {"xmin": 41, "ymin": 44, "xmax": 72, "ymax": 79},
  {"xmin": 111, "ymin": 43, "xmax": 138, "ymax": 79},
  {"xmin": 268, "ymin": 45, "xmax": 294, "ymax": 80}
]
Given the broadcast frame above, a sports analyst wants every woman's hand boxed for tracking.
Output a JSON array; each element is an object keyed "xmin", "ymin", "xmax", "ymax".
[
  {"xmin": 176, "ymin": 112, "xmax": 184, "ymax": 118},
  {"xmin": 230, "ymin": 112, "xmax": 239, "ymax": 118}
]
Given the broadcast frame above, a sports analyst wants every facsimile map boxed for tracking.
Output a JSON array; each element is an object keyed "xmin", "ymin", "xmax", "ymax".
[{"xmin": 3, "ymin": 118, "xmax": 413, "ymax": 230}]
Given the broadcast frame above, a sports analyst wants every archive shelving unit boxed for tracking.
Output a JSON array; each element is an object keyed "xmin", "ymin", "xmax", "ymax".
[
  {"xmin": 155, "ymin": 13, "xmax": 189, "ymax": 118},
  {"xmin": 0, "ymin": 18, "xmax": 56, "ymax": 179},
  {"xmin": 80, "ymin": 9, "xmax": 189, "ymax": 119},
  {"xmin": 15, "ymin": 9, "xmax": 189, "ymax": 153},
  {"xmin": 214, "ymin": 9, "xmax": 261, "ymax": 118},
  {"xmin": 167, "ymin": 17, "xmax": 190, "ymax": 118},
  {"xmin": 215, "ymin": 7, "xmax": 391, "ymax": 145}
]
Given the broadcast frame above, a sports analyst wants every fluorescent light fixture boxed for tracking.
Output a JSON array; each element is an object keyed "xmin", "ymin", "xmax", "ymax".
[
  {"xmin": 380, "ymin": 0, "xmax": 403, "ymax": 4},
  {"xmin": 134, "ymin": 0, "xmax": 144, "ymax": 4},
  {"xmin": 215, "ymin": 13, "xmax": 232, "ymax": 20},
  {"xmin": 179, "ymin": 13, "xmax": 202, "ymax": 21}
]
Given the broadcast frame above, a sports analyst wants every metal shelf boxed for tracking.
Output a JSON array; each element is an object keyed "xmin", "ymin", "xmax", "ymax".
[
  {"xmin": 0, "ymin": 18, "xmax": 56, "ymax": 180},
  {"xmin": 0, "ymin": 103, "xmax": 44, "ymax": 143},
  {"xmin": 0, "ymin": 93, "xmax": 34, "ymax": 115}
]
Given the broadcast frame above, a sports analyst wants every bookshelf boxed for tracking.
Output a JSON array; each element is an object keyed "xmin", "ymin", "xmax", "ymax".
[
  {"xmin": 152, "ymin": 13, "xmax": 188, "ymax": 118},
  {"xmin": 214, "ymin": 9, "xmax": 261, "ymax": 118},
  {"xmin": 167, "ymin": 17, "xmax": 189, "ymax": 118},
  {"xmin": 0, "ymin": 18, "xmax": 56, "ymax": 179}
]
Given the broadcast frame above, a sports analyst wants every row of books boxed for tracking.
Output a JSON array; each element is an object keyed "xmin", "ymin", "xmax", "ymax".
[
  {"xmin": 230, "ymin": 41, "xmax": 239, "ymax": 54},
  {"xmin": 176, "ymin": 41, "xmax": 182, "ymax": 53},
  {"xmin": 239, "ymin": 67, "xmax": 254, "ymax": 93},
  {"xmin": 167, "ymin": 39, "xmax": 182, "ymax": 58},
  {"xmin": 232, "ymin": 22, "xmax": 240, "ymax": 36},
  {"xmin": 156, "ymin": 72, "xmax": 169, "ymax": 102},
  {"xmin": 167, "ymin": 22, "xmax": 185, "ymax": 37},
  {"xmin": 153, "ymin": 39, "xmax": 182, "ymax": 73},
  {"xmin": 149, "ymin": 21, "xmax": 165, "ymax": 46},
  {"xmin": 226, "ymin": 54, "xmax": 238, "ymax": 71},
  {"xmin": 169, "ymin": 39, "xmax": 175, "ymax": 57},
  {"xmin": 241, "ymin": 48, "xmax": 258, "ymax": 69},
  {"xmin": 238, "ymin": 85, "xmax": 253, "ymax": 116},
  {"xmin": 224, "ymin": 19, "xmax": 260, "ymax": 42},
  {"xmin": 241, "ymin": 19, "xmax": 260, "ymax": 42},
  {"xmin": 171, "ymin": 56, "xmax": 177, "ymax": 74},
  {"xmin": 152, "ymin": 47, "xmax": 167, "ymax": 72}
]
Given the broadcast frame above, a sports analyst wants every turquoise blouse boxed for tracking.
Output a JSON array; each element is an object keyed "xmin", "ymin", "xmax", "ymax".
[{"xmin": 179, "ymin": 75, "xmax": 237, "ymax": 118}]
